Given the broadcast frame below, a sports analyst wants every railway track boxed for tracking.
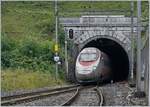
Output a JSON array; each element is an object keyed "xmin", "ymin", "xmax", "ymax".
[
  {"xmin": 61, "ymin": 85, "xmax": 104, "ymax": 106},
  {"xmin": 1, "ymin": 85, "xmax": 104, "ymax": 106},
  {"xmin": 1, "ymin": 85, "xmax": 79, "ymax": 106},
  {"xmin": 94, "ymin": 86, "xmax": 104, "ymax": 106},
  {"xmin": 61, "ymin": 86, "xmax": 80, "ymax": 106}
]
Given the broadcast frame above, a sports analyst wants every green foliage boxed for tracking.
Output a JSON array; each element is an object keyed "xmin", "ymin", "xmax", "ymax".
[
  {"xmin": 20, "ymin": 39, "xmax": 40, "ymax": 57},
  {"xmin": 1, "ymin": 51, "xmax": 11, "ymax": 68},
  {"xmin": 1, "ymin": 33, "xmax": 16, "ymax": 51},
  {"xmin": 1, "ymin": 34, "xmax": 56, "ymax": 72},
  {"xmin": 35, "ymin": 16, "xmax": 55, "ymax": 38},
  {"xmin": 58, "ymin": 27, "xmax": 65, "ymax": 46}
]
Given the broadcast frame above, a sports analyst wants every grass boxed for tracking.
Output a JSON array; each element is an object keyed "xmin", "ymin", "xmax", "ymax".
[
  {"xmin": 2, "ymin": 2, "xmax": 55, "ymax": 41},
  {"xmin": 2, "ymin": 1, "xmax": 148, "ymax": 41},
  {"xmin": 1, "ymin": 69, "xmax": 67, "ymax": 92}
]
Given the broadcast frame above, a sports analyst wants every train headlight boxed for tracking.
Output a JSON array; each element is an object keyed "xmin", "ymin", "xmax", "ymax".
[
  {"xmin": 76, "ymin": 67, "xmax": 79, "ymax": 71},
  {"xmin": 93, "ymin": 66, "xmax": 97, "ymax": 71}
]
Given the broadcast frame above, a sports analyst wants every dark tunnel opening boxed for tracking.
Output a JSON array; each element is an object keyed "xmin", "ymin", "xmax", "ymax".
[{"xmin": 82, "ymin": 38, "xmax": 129, "ymax": 82}]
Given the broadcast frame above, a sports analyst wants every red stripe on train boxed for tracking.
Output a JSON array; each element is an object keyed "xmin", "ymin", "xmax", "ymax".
[{"xmin": 79, "ymin": 61, "xmax": 96, "ymax": 66}]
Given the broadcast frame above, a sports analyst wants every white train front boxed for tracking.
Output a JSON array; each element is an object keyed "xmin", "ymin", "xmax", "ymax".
[{"xmin": 75, "ymin": 47, "xmax": 112, "ymax": 84}]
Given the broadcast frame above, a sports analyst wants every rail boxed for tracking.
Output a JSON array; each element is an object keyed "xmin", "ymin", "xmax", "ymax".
[{"xmin": 1, "ymin": 85, "xmax": 80, "ymax": 106}]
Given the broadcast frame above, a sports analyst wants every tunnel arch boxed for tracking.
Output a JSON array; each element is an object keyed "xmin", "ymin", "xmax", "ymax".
[{"xmin": 78, "ymin": 37, "xmax": 130, "ymax": 82}]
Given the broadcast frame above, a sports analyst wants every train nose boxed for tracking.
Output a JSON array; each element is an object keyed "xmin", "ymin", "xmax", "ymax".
[
  {"xmin": 76, "ymin": 70, "xmax": 96, "ymax": 81},
  {"xmin": 76, "ymin": 66, "xmax": 92, "ymax": 74}
]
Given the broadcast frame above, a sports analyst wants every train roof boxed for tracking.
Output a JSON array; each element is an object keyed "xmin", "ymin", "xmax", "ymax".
[{"xmin": 81, "ymin": 47, "xmax": 99, "ymax": 53}]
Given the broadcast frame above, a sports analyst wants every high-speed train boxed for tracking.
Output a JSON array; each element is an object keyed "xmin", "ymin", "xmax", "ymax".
[{"xmin": 75, "ymin": 47, "xmax": 112, "ymax": 84}]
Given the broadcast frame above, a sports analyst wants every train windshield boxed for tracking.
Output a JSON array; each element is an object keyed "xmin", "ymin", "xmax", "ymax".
[{"xmin": 79, "ymin": 53, "xmax": 97, "ymax": 61}]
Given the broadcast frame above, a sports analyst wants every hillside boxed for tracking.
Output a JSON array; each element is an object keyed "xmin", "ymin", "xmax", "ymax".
[{"xmin": 2, "ymin": 1, "xmax": 148, "ymax": 39}]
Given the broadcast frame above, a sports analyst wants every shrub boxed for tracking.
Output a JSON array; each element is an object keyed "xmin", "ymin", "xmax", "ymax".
[
  {"xmin": 1, "ymin": 51, "xmax": 12, "ymax": 68},
  {"xmin": 19, "ymin": 37, "xmax": 41, "ymax": 58},
  {"xmin": 1, "ymin": 33, "xmax": 16, "ymax": 52},
  {"xmin": 1, "ymin": 35, "xmax": 57, "ymax": 72}
]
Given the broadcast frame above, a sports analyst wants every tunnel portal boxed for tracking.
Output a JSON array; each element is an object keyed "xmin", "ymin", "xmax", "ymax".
[
  {"xmin": 59, "ymin": 15, "xmax": 136, "ymax": 82},
  {"xmin": 82, "ymin": 38, "xmax": 129, "ymax": 82}
]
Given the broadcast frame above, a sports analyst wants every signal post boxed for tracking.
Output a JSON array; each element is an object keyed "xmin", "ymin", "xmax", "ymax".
[{"xmin": 54, "ymin": 0, "xmax": 59, "ymax": 80}]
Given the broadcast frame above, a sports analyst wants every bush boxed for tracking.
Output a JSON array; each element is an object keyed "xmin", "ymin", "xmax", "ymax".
[
  {"xmin": 1, "ymin": 34, "xmax": 17, "ymax": 68},
  {"xmin": 1, "ymin": 51, "xmax": 12, "ymax": 68},
  {"xmin": 58, "ymin": 28, "xmax": 65, "ymax": 46},
  {"xmin": 19, "ymin": 37, "xmax": 40, "ymax": 58},
  {"xmin": 1, "ymin": 33, "xmax": 16, "ymax": 52},
  {"xmin": 1, "ymin": 35, "xmax": 57, "ymax": 72}
]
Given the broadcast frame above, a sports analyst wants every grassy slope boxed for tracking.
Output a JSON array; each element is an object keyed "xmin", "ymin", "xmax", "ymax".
[
  {"xmin": 2, "ymin": 2, "xmax": 55, "ymax": 40},
  {"xmin": 2, "ymin": 1, "xmax": 148, "ymax": 39},
  {"xmin": 2, "ymin": 69, "xmax": 66, "ymax": 91},
  {"xmin": 1, "ymin": 1, "xmax": 149, "ymax": 91}
]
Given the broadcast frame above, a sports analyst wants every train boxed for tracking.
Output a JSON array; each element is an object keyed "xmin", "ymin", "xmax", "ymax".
[{"xmin": 75, "ymin": 47, "xmax": 112, "ymax": 84}]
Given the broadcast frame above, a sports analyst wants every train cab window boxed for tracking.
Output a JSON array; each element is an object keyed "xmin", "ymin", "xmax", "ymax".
[{"xmin": 79, "ymin": 53, "xmax": 97, "ymax": 61}]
